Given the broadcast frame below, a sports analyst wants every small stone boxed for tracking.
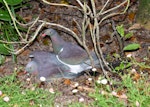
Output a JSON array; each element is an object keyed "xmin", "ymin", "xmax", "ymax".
[
  {"xmin": 136, "ymin": 101, "xmax": 140, "ymax": 107},
  {"xmin": 100, "ymin": 90, "xmax": 108, "ymax": 95},
  {"xmin": 92, "ymin": 68, "xmax": 97, "ymax": 72},
  {"xmin": 131, "ymin": 69, "xmax": 136, "ymax": 73},
  {"xmin": 0, "ymin": 91, "xmax": 2, "ymax": 96},
  {"xmin": 100, "ymin": 79, "xmax": 108, "ymax": 85},
  {"xmin": 49, "ymin": 88, "xmax": 55, "ymax": 94},
  {"xmin": 31, "ymin": 87, "xmax": 35, "ymax": 91},
  {"xmin": 3, "ymin": 96, "xmax": 10, "ymax": 102},
  {"xmin": 72, "ymin": 89, "xmax": 78, "ymax": 93},
  {"xmin": 79, "ymin": 97, "xmax": 84, "ymax": 102},
  {"xmin": 111, "ymin": 91, "xmax": 117, "ymax": 96},
  {"xmin": 74, "ymin": 82, "xmax": 79, "ymax": 87},
  {"xmin": 140, "ymin": 72, "xmax": 143, "ymax": 74},
  {"xmin": 100, "ymin": 90, "xmax": 105, "ymax": 95},
  {"xmin": 21, "ymin": 91, "xmax": 26, "ymax": 95},
  {"xmin": 40, "ymin": 77, "xmax": 46, "ymax": 82},
  {"xmin": 26, "ymin": 78, "xmax": 31, "ymax": 82},
  {"xmin": 27, "ymin": 73, "xmax": 30, "ymax": 76},
  {"xmin": 97, "ymin": 80, "xmax": 101, "ymax": 84},
  {"xmin": 110, "ymin": 82, "xmax": 113, "ymax": 85},
  {"xmin": 14, "ymin": 67, "xmax": 17, "ymax": 71},
  {"xmin": 126, "ymin": 54, "xmax": 132, "ymax": 58},
  {"xmin": 88, "ymin": 78, "xmax": 92, "ymax": 81}
]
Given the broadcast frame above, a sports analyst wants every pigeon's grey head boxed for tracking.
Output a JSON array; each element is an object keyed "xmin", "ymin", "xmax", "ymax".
[
  {"xmin": 42, "ymin": 28, "xmax": 57, "ymax": 37},
  {"xmin": 25, "ymin": 61, "xmax": 38, "ymax": 75}
]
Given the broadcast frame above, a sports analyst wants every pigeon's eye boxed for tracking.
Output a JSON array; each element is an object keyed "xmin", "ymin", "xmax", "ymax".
[{"xmin": 29, "ymin": 67, "xmax": 32, "ymax": 70}]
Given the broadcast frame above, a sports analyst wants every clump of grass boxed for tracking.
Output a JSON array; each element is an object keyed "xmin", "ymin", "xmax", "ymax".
[
  {"xmin": 0, "ymin": 72, "xmax": 56, "ymax": 107},
  {"xmin": 89, "ymin": 70, "xmax": 150, "ymax": 107}
]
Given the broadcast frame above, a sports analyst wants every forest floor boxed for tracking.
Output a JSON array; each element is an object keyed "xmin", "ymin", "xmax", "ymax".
[{"xmin": 0, "ymin": 0, "xmax": 150, "ymax": 107}]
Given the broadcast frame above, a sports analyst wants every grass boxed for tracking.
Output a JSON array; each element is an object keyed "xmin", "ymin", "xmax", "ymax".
[
  {"xmin": 0, "ymin": 58, "xmax": 150, "ymax": 107},
  {"xmin": 90, "ymin": 69, "xmax": 150, "ymax": 107},
  {"xmin": 0, "ymin": 72, "xmax": 56, "ymax": 107}
]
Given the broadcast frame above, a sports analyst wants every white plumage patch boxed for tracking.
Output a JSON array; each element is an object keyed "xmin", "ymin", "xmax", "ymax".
[{"xmin": 56, "ymin": 55, "xmax": 91, "ymax": 74}]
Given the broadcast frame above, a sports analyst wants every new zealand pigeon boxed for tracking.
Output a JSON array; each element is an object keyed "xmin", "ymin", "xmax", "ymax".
[
  {"xmin": 42, "ymin": 28, "xmax": 88, "ymax": 65},
  {"xmin": 25, "ymin": 51, "xmax": 99, "ymax": 81}
]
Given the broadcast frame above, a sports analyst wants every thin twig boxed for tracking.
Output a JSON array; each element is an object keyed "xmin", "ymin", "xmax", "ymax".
[
  {"xmin": 75, "ymin": 0, "xmax": 84, "ymax": 8},
  {"xmin": 15, "ymin": 19, "xmax": 35, "ymax": 26},
  {"xmin": 13, "ymin": 22, "xmax": 46, "ymax": 55},
  {"xmin": 98, "ymin": 0, "xmax": 128, "ymax": 16},
  {"xmin": 81, "ymin": 3, "xmax": 94, "ymax": 67},
  {"xmin": 111, "ymin": 20, "xmax": 124, "ymax": 56},
  {"xmin": 99, "ymin": 12, "xmax": 122, "ymax": 25},
  {"xmin": 72, "ymin": 18, "xmax": 82, "ymax": 33},
  {"xmin": 42, "ymin": 0, "xmax": 82, "ymax": 11},
  {"xmin": 76, "ymin": 0, "xmax": 92, "ymax": 16},
  {"xmin": 98, "ymin": 0, "xmax": 110, "ymax": 14},
  {"xmin": 25, "ymin": 16, "xmax": 40, "ymax": 40},
  {"xmin": 98, "ymin": 0, "xmax": 130, "ymax": 25},
  {"xmin": 90, "ymin": 0, "xmax": 112, "ymax": 80},
  {"xmin": 0, "ymin": 40, "xmax": 26, "ymax": 44}
]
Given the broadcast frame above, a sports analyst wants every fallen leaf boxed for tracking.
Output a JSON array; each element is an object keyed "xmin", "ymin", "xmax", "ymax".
[
  {"xmin": 30, "ymin": 100, "xmax": 35, "ymax": 106},
  {"xmin": 64, "ymin": 79, "xmax": 71, "ymax": 85},
  {"xmin": 54, "ymin": 15, "xmax": 61, "ymax": 21},
  {"xmin": 78, "ymin": 86, "xmax": 95, "ymax": 92},
  {"xmin": 17, "ymin": 71, "xmax": 26, "ymax": 76},
  {"xmin": 128, "ymin": 12, "xmax": 135, "ymax": 22},
  {"xmin": 60, "ymin": 0, "xmax": 70, "ymax": 5},
  {"xmin": 72, "ymin": 27, "xmax": 79, "ymax": 35},
  {"xmin": 72, "ymin": 20, "xmax": 77, "ymax": 26},
  {"xmin": 0, "ymin": 66, "xmax": 5, "ymax": 73},
  {"xmin": 133, "ymin": 72, "xmax": 140, "ymax": 81},
  {"xmin": 20, "ymin": 49, "xmax": 30, "ymax": 56},
  {"xmin": 85, "ymin": 78, "xmax": 93, "ymax": 86},
  {"xmin": 128, "ymin": 23, "xmax": 142, "ymax": 30},
  {"xmin": 23, "ymin": 15, "xmax": 32, "ymax": 22},
  {"xmin": 111, "ymin": 91, "xmax": 128, "ymax": 99}
]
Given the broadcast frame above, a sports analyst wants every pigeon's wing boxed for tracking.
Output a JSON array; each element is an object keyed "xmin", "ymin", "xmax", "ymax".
[
  {"xmin": 58, "ymin": 43, "xmax": 88, "ymax": 65},
  {"xmin": 37, "ymin": 59, "xmax": 76, "ymax": 79},
  {"xmin": 27, "ymin": 51, "xmax": 84, "ymax": 79},
  {"xmin": 29, "ymin": 51, "xmax": 58, "ymax": 65}
]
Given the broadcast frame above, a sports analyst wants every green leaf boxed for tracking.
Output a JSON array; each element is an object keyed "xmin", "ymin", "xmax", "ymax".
[
  {"xmin": 114, "ymin": 61, "xmax": 132, "ymax": 71},
  {"xmin": 0, "ymin": 0, "xmax": 23, "ymax": 6},
  {"xmin": 116, "ymin": 25, "xmax": 124, "ymax": 37},
  {"xmin": 0, "ymin": 54, "xmax": 5, "ymax": 65},
  {"xmin": 0, "ymin": 9, "xmax": 11, "ymax": 21},
  {"xmin": 125, "ymin": 32, "xmax": 133, "ymax": 39},
  {"xmin": 0, "ymin": 44, "xmax": 11, "ymax": 55},
  {"xmin": 123, "ymin": 43, "xmax": 140, "ymax": 51}
]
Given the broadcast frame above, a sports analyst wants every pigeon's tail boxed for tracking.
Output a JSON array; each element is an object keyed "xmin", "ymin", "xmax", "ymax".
[{"xmin": 89, "ymin": 52, "xmax": 121, "ymax": 69}]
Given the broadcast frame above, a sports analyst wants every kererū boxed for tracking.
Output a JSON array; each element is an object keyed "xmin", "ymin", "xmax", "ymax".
[
  {"xmin": 42, "ymin": 28, "xmax": 88, "ymax": 65},
  {"xmin": 25, "ymin": 51, "xmax": 99, "ymax": 81}
]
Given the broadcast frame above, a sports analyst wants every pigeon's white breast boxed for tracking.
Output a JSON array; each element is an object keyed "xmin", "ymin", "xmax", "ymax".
[{"xmin": 56, "ymin": 55, "xmax": 91, "ymax": 74}]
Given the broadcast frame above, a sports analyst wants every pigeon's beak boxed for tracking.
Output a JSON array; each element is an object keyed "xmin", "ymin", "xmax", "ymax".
[
  {"xmin": 23, "ymin": 70, "xmax": 27, "ymax": 74},
  {"xmin": 41, "ymin": 33, "xmax": 46, "ymax": 38}
]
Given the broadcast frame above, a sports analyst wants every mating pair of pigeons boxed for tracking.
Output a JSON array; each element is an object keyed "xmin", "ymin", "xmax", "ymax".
[{"xmin": 25, "ymin": 28, "xmax": 100, "ymax": 81}]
